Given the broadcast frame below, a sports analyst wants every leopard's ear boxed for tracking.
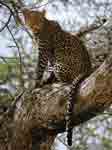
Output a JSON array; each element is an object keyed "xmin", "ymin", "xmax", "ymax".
[
  {"xmin": 22, "ymin": 8, "xmax": 31, "ymax": 17},
  {"xmin": 22, "ymin": 8, "xmax": 31, "ymax": 23},
  {"xmin": 42, "ymin": 9, "xmax": 46, "ymax": 17}
]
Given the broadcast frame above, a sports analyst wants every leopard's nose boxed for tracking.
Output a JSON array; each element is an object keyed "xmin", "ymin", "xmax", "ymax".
[{"xmin": 33, "ymin": 26, "xmax": 40, "ymax": 32}]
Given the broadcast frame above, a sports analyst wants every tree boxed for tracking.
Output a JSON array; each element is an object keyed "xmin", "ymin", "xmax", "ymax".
[{"xmin": 0, "ymin": 0, "xmax": 112, "ymax": 150}]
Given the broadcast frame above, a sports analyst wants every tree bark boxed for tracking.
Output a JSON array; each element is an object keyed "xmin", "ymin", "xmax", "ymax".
[{"xmin": 0, "ymin": 53, "xmax": 112, "ymax": 150}]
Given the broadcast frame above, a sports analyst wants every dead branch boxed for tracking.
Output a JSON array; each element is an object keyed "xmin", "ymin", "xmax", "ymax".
[{"xmin": 73, "ymin": 17, "xmax": 107, "ymax": 37}]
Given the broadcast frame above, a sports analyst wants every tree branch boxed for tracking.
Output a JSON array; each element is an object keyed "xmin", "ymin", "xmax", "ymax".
[
  {"xmin": 0, "ymin": 53, "xmax": 112, "ymax": 150},
  {"xmin": 74, "ymin": 17, "xmax": 107, "ymax": 37}
]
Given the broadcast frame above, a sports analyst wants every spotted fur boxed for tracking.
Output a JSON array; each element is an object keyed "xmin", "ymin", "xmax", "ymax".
[{"xmin": 23, "ymin": 9, "xmax": 92, "ymax": 146}]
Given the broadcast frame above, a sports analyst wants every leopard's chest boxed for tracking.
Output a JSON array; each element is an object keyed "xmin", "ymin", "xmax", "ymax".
[{"xmin": 53, "ymin": 42, "xmax": 83, "ymax": 82}]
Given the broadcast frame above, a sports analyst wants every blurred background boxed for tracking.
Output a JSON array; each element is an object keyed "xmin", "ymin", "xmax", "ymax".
[{"xmin": 0, "ymin": 0, "xmax": 112, "ymax": 149}]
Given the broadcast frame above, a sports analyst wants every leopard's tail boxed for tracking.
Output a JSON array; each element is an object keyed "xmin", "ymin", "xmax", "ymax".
[{"xmin": 66, "ymin": 74, "xmax": 86, "ymax": 146}]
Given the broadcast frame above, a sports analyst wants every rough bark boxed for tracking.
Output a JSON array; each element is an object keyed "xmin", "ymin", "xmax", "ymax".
[{"xmin": 0, "ymin": 53, "xmax": 112, "ymax": 150}]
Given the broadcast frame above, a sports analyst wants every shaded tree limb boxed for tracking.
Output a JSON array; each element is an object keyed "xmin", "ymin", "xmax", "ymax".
[
  {"xmin": 73, "ymin": 17, "xmax": 107, "ymax": 37},
  {"xmin": 0, "ymin": 54, "xmax": 112, "ymax": 150}
]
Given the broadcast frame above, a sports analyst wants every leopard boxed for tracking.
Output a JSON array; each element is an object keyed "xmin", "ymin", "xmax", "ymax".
[{"xmin": 22, "ymin": 8, "xmax": 92, "ymax": 146}]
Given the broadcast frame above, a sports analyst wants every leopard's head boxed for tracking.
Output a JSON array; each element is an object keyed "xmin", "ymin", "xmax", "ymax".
[{"xmin": 22, "ymin": 9, "xmax": 46, "ymax": 35}]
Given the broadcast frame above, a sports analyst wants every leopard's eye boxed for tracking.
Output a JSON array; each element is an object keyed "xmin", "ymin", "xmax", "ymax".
[{"xmin": 33, "ymin": 26, "xmax": 40, "ymax": 33}]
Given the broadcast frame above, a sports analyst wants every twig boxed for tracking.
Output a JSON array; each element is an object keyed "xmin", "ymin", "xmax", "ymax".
[
  {"xmin": 0, "ymin": 1, "xmax": 15, "ymax": 31},
  {"xmin": 0, "ymin": 1, "xmax": 14, "ymax": 14},
  {"xmin": 6, "ymin": 25, "xmax": 24, "ymax": 88},
  {"xmin": 0, "ymin": 0, "xmax": 25, "ymax": 32},
  {"xmin": 20, "ymin": 26, "xmax": 33, "ymax": 39},
  {"xmin": 0, "ymin": 13, "xmax": 12, "ymax": 32},
  {"xmin": 9, "ymin": 0, "xmax": 33, "ymax": 39}
]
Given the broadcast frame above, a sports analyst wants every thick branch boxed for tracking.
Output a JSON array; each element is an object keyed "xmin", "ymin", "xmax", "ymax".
[
  {"xmin": 0, "ymin": 54, "xmax": 111, "ymax": 150},
  {"xmin": 16, "ymin": 54, "xmax": 112, "ymax": 130}
]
